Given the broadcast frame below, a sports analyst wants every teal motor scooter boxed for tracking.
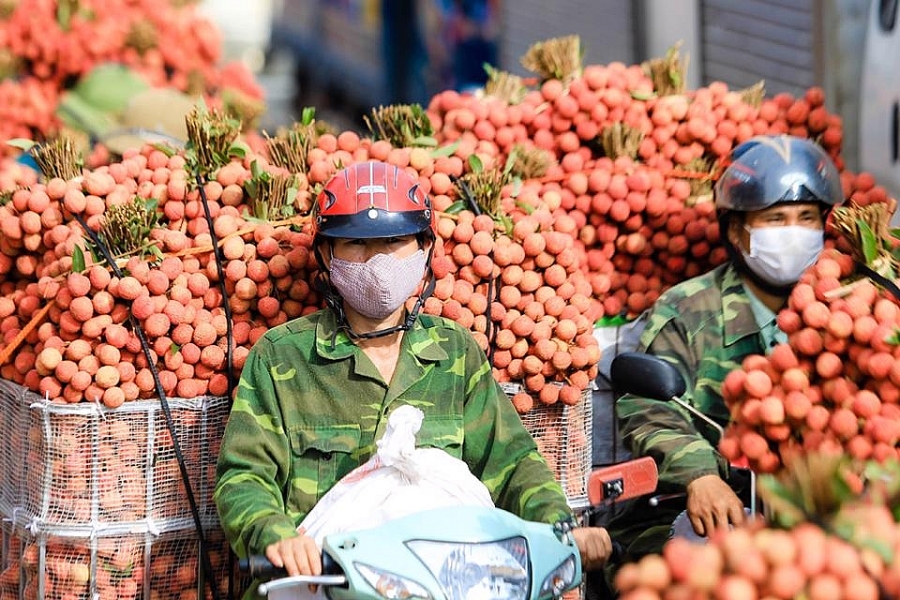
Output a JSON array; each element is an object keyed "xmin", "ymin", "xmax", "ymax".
[{"xmin": 240, "ymin": 456, "xmax": 657, "ymax": 600}]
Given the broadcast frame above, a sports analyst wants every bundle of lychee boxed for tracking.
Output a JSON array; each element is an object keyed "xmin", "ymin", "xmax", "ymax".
[
  {"xmin": 0, "ymin": 0, "xmax": 264, "ymax": 156},
  {"xmin": 0, "ymin": 109, "xmax": 326, "ymax": 406},
  {"xmin": 0, "ymin": 102, "xmax": 603, "ymax": 416},
  {"xmin": 424, "ymin": 171, "xmax": 602, "ymax": 412},
  {"xmin": 718, "ymin": 200, "xmax": 900, "ymax": 474},
  {"xmin": 424, "ymin": 38, "xmax": 850, "ymax": 320},
  {"xmin": 615, "ymin": 454, "xmax": 900, "ymax": 600}
]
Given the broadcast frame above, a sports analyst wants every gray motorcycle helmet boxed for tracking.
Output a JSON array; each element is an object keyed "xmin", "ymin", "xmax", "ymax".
[{"xmin": 715, "ymin": 135, "xmax": 844, "ymax": 212}]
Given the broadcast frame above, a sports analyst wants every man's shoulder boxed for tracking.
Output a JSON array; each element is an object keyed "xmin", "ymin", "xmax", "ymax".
[
  {"xmin": 417, "ymin": 312, "xmax": 469, "ymax": 333},
  {"xmin": 411, "ymin": 313, "xmax": 485, "ymax": 360},
  {"xmin": 654, "ymin": 263, "xmax": 733, "ymax": 310},
  {"xmin": 255, "ymin": 311, "xmax": 322, "ymax": 346},
  {"xmin": 415, "ymin": 312, "xmax": 480, "ymax": 345}
]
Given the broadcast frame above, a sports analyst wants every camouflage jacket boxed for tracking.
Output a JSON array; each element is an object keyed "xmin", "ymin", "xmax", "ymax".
[
  {"xmin": 615, "ymin": 263, "xmax": 768, "ymax": 493},
  {"xmin": 214, "ymin": 308, "xmax": 572, "ymax": 560}
]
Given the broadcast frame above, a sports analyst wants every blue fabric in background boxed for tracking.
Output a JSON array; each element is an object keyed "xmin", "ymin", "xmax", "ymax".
[{"xmin": 16, "ymin": 153, "xmax": 40, "ymax": 173}]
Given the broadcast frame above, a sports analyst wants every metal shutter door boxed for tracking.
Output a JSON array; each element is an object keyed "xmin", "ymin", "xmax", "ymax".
[
  {"xmin": 700, "ymin": 0, "xmax": 820, "ymax": 96},
  {"xmin": 499, "ymin": 0, "xmax": 636, "ymax": 75}
]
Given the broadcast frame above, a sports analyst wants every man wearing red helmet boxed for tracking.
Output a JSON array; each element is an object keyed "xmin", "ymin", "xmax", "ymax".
[
  {"xmin": 604, "ymin": 135, "xmax": 844, "ymax": 571},
  {"xmin": 215, "ymin": 161, "xmax": 612, "ymax": 590}
]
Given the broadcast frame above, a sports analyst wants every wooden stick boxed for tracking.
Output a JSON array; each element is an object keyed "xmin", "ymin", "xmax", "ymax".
[
  {"xmin": 167, "ymin": 214, "xmax": 311, "ymax": 257},
  {"xmin": 0, "ymin": 299, "xmax": 56, "ymax": 366}
]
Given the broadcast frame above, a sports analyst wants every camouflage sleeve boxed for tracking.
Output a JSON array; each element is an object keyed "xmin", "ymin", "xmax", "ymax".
[
  {"xmin": 459, "ymin": 334, "xmax": 573, "ymax": 524},
  {"xmin": 615, "ymin": 307, "xmax": 725, "ymax": 493},
  {"xmin": 213, "ymin": 339, "xmax": 298, "ymax": 558}
]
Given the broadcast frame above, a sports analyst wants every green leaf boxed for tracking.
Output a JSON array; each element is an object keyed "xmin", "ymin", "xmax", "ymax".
[
  {"xmin": 857, "ymin": 538, "xmax": 894, "ymax": 564},
  {"xmin": 443, "ymin": 201, "xmax": 467, "ymax": 215},
  {"xmin": 411, "ymin": 135, "xmax": 438, "ymax": 147},
  {"xmin": 858, "ymin": 219, "xmax": 879, "ymax": 265},
  {"xmin": 57, "ymin": 1, "xmax": 72, "ymax": 29},
  {"xmin": 229, "ymin": 141, "xmax": 250, "ymax": 159},
  {"xmin": 757, "ymin": 474, "xmax": 809, "ymax": 528},
  {"xmin": 71, "ymin": 245, "xmax": 86, "ymax": 273},
  {"xmin": 514, "ymin": 199, "xmax": 535, "ymax": 214},
  {"xmin": 468, "ymin": 154, "xmax": 484, "ymax": 174},
  {"xmin": 631, "ymin": 90, "xmax": 657, "ymax": 101},
  {"xmin": 497, "ymin": 213, "xmax": 514, "ymax": 237},
  {"xmin": 884, "ymin": 327, "xmax": 900, "ymax": 346},
  {"xmin": 503, "ymin": 150, "xmax": 517, "ymax": 176},
  {"xmin": 6, "ymin": 139, "xmax": 37, "ymax": 152},
  {"xmin": 431, "ymin": 141, "xmax": 460, "ymax": 158},
  {"xmin": 154, "ymin": 143, "xmax": 177, "ymax": 157},
  {"xmin": 508, "ymin": 177, "xmax": 523, "ymax": 198}
]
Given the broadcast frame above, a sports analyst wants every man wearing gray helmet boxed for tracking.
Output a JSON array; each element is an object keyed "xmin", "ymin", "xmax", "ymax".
[{"xmin": 606, "ymin": 135, "xmax": 844, "ymax": 568}]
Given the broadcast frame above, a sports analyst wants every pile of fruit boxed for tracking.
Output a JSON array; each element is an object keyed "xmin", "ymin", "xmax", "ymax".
[
  {"xmin": 0, "ymin": 33, "xmax": 897, "ymax": 420},
  {"xmin": 0, "ymin": 112, "xmax": 606, "ymax": 412},
  {"xmin": 615, "ymin": 454, "xmax": 900, "ymax": 600},
  {"xmin": 0, "ymin": 0, "xmax": 264, "ymax": 156},
  {"xmin": 423, "ymin": 41, "xmax": 851, "ymax": 320}
]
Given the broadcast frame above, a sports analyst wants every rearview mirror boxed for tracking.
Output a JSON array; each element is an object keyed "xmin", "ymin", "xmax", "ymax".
[{"xmin": 610, "ymin": 352, "xmax": 686, "ymax": 401}]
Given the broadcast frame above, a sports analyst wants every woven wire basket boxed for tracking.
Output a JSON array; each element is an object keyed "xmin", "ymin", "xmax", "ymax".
[
  {"xmin": 0, "ymin": 380, "xmax": 228, "ymax": 535},
  {"xmin": 507, "ymin": 384, "xmax": 593, "ymax": 510}
]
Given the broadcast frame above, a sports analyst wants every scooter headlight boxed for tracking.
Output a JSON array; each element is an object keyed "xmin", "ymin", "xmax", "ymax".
[
  {"xmin": 406, "ymin": 537, "xmax": 530, "ymax": 600},
  {"xmin": 355, "ymin": 562, "xmax": 433, "ymax": 599},
  {"xmin": 537, "ymin": 554, "xmax": 578, "ymax": 598}
]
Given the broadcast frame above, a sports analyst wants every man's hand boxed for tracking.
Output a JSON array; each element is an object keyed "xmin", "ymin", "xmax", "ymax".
[
  {"xmin": 685, "ymin": 474, "xmax": 746, "ymax": 537},
  {"xmin": 264, "ymin": 528, "xmax": 321, "ymax": 577},
  {"xmin": 571, "ymin": 526, "xmax": 612, "ymax": 571}
]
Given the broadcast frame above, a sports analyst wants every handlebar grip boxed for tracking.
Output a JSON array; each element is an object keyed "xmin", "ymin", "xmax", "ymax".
[
  {"xmin": 609, "ymin": 540, "xmax": 625, "ymax": 565},
  {"xmin": 238, "ymin": 556, "xmax": 288, "ymax": 579}
]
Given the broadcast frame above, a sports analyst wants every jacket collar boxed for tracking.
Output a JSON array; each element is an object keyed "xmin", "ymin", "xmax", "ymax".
[
  {"xmin": 720, "ymin": 264, "xmax": 764, "ymax": 347},
  {"xmin": 314, "ymin": 309, "xmax": 448, "ymax": 363}
]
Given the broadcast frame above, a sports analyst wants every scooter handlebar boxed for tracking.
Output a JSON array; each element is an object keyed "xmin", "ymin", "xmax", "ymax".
[{"xmin": 238, "ymin": 555, "xmax": 287, "ymax": 579}]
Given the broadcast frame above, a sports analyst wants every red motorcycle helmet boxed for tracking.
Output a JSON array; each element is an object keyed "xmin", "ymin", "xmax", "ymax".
[
  {"xmin": 313, "ymin": 161, "xmax": 435, "ymax": 242},
  {"xmin": 312, "ymin": 162, "xmax": 437, "ymax": 338}
]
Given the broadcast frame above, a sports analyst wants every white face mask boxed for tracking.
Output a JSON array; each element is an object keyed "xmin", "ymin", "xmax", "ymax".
[
  {"xmin": 741, "ymin": 225, "xmax": 824, "ymax": 287},
  {"xmin": 329, "ymin": 250, "xmax": 427, "ymax": 320}
]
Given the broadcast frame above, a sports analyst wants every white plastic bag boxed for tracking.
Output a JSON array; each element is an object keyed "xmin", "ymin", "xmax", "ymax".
[
  {"xmin": 299, "ymin": 405, "xmax": 494, "ymax": 544},
  {"xmin": 272, "ymin": 405, "xmax": 493, "ymax": 599}
]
